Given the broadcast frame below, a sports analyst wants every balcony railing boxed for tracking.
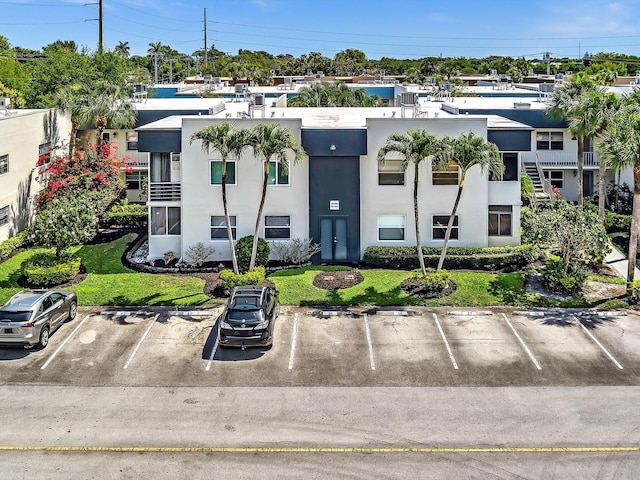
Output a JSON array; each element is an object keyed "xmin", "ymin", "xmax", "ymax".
[
  {"xmin": 124, "ymin": 151, "xmax": 149, "ymax": 168},
  {"xmin": 521, "ymin": 151, "xmax": 600, "ymax": 167},
  {"xmin": 149, "ymin": 182, "xmax": 181, "ymax": 201}
]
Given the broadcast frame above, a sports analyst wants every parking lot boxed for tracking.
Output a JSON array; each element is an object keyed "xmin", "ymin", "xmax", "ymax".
[{"xmin": 1, "ymin": 307, "xmax": 639, "ymax": 387}]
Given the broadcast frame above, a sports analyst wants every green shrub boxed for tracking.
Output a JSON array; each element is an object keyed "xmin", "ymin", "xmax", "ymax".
[
  {"xmin": 604, "ymin": 211, "xmax": 631, "ymax": 233},
  {"xmin": 362, "ymin": 245, "xmax": 540, "ymax": 271},
  {"xmin": 234, "ymin": 235, "xmax": 270, "ymax": 273},
  {"xmin": 413, "ymin": 269, "xmax": 452, "ymax": 291},
  {"xmin": 219, "ymin": 267, "xmax": 266, "ymax": 290},
  {"xmin": 100, "ymin": 203, "xmax": 148, "ymax": 229},
  {"xmin": 541, "ymin": 258, "xmax": 588, "ymax": 294},
  {"xmin": 20, "ymin": 251, "xmax": 81, "ymax": 287},
  {"xmin": 0, "ymin": 229, "xmax": 31, "ymax": 262}
]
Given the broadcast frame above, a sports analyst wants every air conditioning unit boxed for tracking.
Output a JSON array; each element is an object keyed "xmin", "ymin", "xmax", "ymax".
[{"xmin": 0, "ymin": 98, "xmax": 10, "ymax": 107}]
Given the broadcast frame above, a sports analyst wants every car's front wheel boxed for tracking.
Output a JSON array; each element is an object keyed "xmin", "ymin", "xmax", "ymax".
[
  {"xmin": 68, "ymin": 301, "xmax": 77, "ymax": 321},
  {"xmin": 37, "ymin": 326, "xmax": 50, "ymax": 349}
]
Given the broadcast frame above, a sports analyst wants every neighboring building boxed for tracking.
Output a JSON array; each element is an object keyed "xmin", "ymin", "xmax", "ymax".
[{"xmin": 0, "ymin": 108, "xmax": 72, "ymax": 242}]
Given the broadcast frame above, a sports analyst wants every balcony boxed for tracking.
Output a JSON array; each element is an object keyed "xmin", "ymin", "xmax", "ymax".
[
  {"xmin": 521, "ymin": 151, "xmax": 600, "ymax": 168},
  {"xmin": 124, "ymin": 151, "xmax": 149, "ymax": 168},
  {"xmin": 149, "ymin": 182, "xmax": 181, "ymax": 201}
]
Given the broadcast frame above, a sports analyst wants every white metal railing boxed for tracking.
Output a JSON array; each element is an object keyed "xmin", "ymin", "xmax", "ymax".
[
  {"xmin": 149, "ymin": 182, "xmax": 181, "ymax": 201},
  {"xmin": 521, "ymin": 151, "xmax": 600, "ymax": 167}
]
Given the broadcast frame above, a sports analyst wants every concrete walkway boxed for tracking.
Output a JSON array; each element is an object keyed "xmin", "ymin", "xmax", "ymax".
[{"xmin": 605, "ymin": 241, "xmax": 640, "ymax": 281}]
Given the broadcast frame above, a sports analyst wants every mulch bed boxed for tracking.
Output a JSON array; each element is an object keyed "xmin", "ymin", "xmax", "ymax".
[
  {"xmin": 400, "ymin": 277, "xmax": 457, "ymax": 299},
  {"xmin": 312, "ymin": 270, "xmax": 364, "ymax": 290}
]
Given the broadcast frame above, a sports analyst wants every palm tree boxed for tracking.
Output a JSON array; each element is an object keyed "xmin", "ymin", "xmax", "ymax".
[
  {"xmin": 52, "ymin": 84, "xmax": 85, "ymax": 159},
  {"xmin": 571, "ymin": 88, "xmax": 621, "ymax": 220},
  {"xmin": 436, "ymin": 133, "xmax": 503, "ymax": 272},
  {"xmin": 547, "ymin": 74, "xmax": 597, "ymax": 207},
  {"xmin": 115, "ymin": 41, "xmax": 130, "ymax": 58},
  {"xmin": 378, "ymin": 130, "xmax": 445, "ymax": 275},
  {"xmin": 76, "ymin": 80, "xmax": 137, "ymax": 146},
  {"xmin": 248, "ymin": 123, "xmax": 306, "ymax": 271},
  {"xmin": 597, "ymin": 100, "xmax": 640, "ymax": 290},
  {"xmin": 190, "ymin": 122, "xmax": 251, "ymax": 275}
]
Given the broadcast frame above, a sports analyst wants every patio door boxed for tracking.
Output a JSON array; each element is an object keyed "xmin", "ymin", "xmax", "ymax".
[{"xmin": 320, "ymin": 216, "xmax": 348, "ymax": 262}]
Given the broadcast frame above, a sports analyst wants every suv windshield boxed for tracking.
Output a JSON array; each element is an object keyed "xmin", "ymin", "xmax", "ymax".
[
  {"xmin": 0, "ymin": 311, "xmax": 32, "ymax": 322},
  {"xmin": 227, "ymin": 310, "xmax": 263, "ymax": 322}
]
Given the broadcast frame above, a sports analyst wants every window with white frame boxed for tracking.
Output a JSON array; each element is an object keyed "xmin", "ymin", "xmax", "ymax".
[
  {"xmin": 0, "ymin": 154, "xmax": 8, "ymax": 175},
  {"xmin": 536, "ymin": 131, "xmax": 563, "ymax": 150},
  {"xmin": 126, "ymin": 132, "xmax": 138, "ymax": 151},
  {"xmin": 432, "ymin": 162, "xmax": 459, "ymax": 185},
  {"xmin": 211, "ymin": 215, "xmax": 236, "ymax": 240},
  {"xmin": 265, "ymin": 215, "xmax": 291, "ymax": 239},
  {"xmin": 268, "ymin": 161, "xmax": 289, "ymax": 185},
  {"xmin": 378, "ymin": 159, "xmax": 405, "ymax": 185},
  {"xmin": 126, "ymin": 171, "xmax": 148, "ymax": 190},
  {"xmin": 210, "ymin": 161, "xmax": 236, "ymax": 185},
  {"xmin": 432, "ymin": 215, "xmax": 458, "ymax": 240},
  {"xmin": 543, "ymin": 170, "xmax": 563, "ymax": 188},
  {"xmin": 488, "ymin": 205, "xmax": 512, "ymax": 236},
  {"xmin": 150, "ymin": 207, "xmax": 180, "ymax": 235},
  {"xmin": 378, "ymin": 215, "xmax": 406, "ymax": 241},
  {"xmin": 490, "ymin": 152, "xmax": 518, "ymax": 181},
  {"xmin": 0, "ymin": 205, "xmax": 8, "ymax": 227}
]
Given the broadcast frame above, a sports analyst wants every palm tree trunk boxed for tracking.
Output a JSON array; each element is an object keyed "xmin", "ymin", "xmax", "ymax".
[
  {"xmin": 68, "ymin": 121, "xmax": 78, "ymax": 160},
  {"xmin": 249, "ymin": 166, "xmax": 270, "ymax": 271},
  {"xmin": 413, "ymin": 163, "xmax": 426, "ymax": 275},
  {"xmin": 577, "ymin": 135, "xmax": 584, "ymax": 207},
  {"xmin": 626, "ymin": 165, "xmax": 640, "ymax": 293},
  {"xmin": 222, "ymin": 169, "xmax": 239, "ymax": 275},
  {"xmin": 437, "ymin": 173, "xmax": 465, "ymax": 272},
  {"xmin": 598, "ymin": 156, "xmax": 607, "ymax": 221}
]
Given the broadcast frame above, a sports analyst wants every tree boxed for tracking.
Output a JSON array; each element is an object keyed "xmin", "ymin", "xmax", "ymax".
[
  {"xmin": 436, "ymin": 133, "xmax": 503, "ymax": 271},
  {"xmin": 248, "ymin": 123, "xmax": 306, "ymax": 271},
  {"xmin": 0, "ymin": 81, "xmax": 26, "ymax": 108},
  {"xmin": 115, "ymin": 41, "xmax": 130, "ymax": 58},
  {"xmin": 377, "ymin": 130, "xmax": 446, "ymax": 276},
  {"xmin": 287, "ymin": 82, "xmax": 382, "ymax": 107},
  {"xmin": 597, "ymin": 100, "xmax": 640, "ymax": 290},
  {"xmin": 52, "ymin": 84, "xmax": 84, "ymax": 158},
  {"xmin": 190, "ymin": 122, "xmax": 252, "ymax": 275}
]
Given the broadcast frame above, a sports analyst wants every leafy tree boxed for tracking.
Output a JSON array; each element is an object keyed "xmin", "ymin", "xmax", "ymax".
[
  {"xmin": 248, "ymin": 123, "xmax": 306, "ymax": 271},
  {"xmin": 190, "ymin": 122, "xmax": 253, "ymax": 274},
  {"xmin": 0, "ymin": 81, "xmax": 26, "ymax": 108},
  {"xmin": 31, "ymin": 196, "xmax": 97, "ymax": 258},
  {"xmin": 436, "ymin": 133, "xmax": 503, "ymax": 271},
  {"xmin": 288, "ymin": 82, "xmax": 382, "ymax": 107},
  {"xmin": 378, "ymin": 130, "xmax": 447, "ymax": 276}
]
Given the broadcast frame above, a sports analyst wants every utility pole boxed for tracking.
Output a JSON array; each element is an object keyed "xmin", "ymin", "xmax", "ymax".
[
  {"xmin": 204, "ymin": 8, "xmax": 208, "ymax": 70},
  {"xmin": 99, "ymin": 0, "xmax": 103, "ymax": 53}
]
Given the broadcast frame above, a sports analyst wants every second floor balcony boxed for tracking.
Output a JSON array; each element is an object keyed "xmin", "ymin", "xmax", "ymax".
[
  {"xmin": 149, "ymin": 182, "xmax": 181, "ymax": 202},
  {"xmin": 521, "ymin": 151, "xmax": 601, "ymax": 168}
]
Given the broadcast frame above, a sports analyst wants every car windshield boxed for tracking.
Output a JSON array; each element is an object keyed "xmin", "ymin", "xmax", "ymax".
[
  {"xmin": 0, "ymin": 311, "xmax": 32, "ymax": 322},
  {"xmin": 227, "ymin": 310, "xmax": 263, "ymax": 322}
]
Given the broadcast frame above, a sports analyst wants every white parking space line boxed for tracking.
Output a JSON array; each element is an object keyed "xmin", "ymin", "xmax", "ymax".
[
  {"xmin": 574, "ymin": 315, "xmax": 624, "ymax": 370},
  {"xmin": 288, "ymin": 313, "xmax": 299, "ymax": 370},
  {"xmin": 40, "ymin": 314, "xmax": 93, "ymax": 370},
  {"xmin": 433, "ymin": 313, "xmax": 458, "ymax": 370},
  {"xmin": 123, "ymin": 314, "xmax": 160, "ymax": 369},
  {"xmin": 363, "ymin": 314, "xmax": 376, "ymax": 371},
  {"xmin": 205, "ymin": 337, "xmax": 219, "ymax": 372},
  {"xmin": 501, "ymin": 313, "xmax": 542, "ymax": 370}
]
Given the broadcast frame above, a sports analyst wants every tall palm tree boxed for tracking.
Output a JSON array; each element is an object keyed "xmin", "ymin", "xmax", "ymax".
[
  {"xmin": 571, "ymin": 88, "xmax": 621, "ymax": 220},
  {"xmin": 190, "ymin": 122, "xmax": 251, "ymax": 275},
  {"xmin": 115, "ymin": 41, "xmax": 130, "ymax": 58},
  {"xmin": 377, "ymin": 130, "xmax": 445, "ymax": 276},
  {"xmin": 76, "ymin": 80, "xmax": 137, "ymax": 146},
  {"xmin": 547, "ymin": 74, "xmax": 597, "ymax": 207},
  {"xmin": 436, "ymin": 133, "xmax": 503, "ymax": 272},
  {"xmin": 248, "ymin": 123, "xmax": 306, "ymax": 271},
  {"xmin": 597, "ymin": 100, "xmax": 640, "ymax": 290},
  {"xmin": 52, "ymin": 84, "xmax": 85, "ymax": 159}
]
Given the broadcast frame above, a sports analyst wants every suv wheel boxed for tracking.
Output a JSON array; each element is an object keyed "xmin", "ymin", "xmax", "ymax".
[
  {"xmin": 68, "ymin": 301, "xmax": 77, "ymax": 321},
  {"xmin": 37, "ymin": 326, "xmax": 50, "ymax": 349}
]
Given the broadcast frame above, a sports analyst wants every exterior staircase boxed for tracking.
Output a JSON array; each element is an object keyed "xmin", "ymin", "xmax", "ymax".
[{"xmin": 522, "ymin": 160, "xmax": 550, "ymax": 204}]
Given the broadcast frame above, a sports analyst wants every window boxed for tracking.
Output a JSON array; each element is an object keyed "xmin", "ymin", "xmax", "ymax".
[
  {"xmin": 211, "ymin": 215, "xmax": 236, "ymax": 240},
  {"xmin": 0, "ymin": 205, "xmax": 8, "ymax": 227},
  {"xmin": 265, "ymin": 215, "xmax": 291, "ymax": 239},
  {"xmin": 378, "ymin": 215, "xmax": 405, "ymax": 241},
  {"xmin": 0, "ymin": 154, "xmax": 8, "ymax": 175},
  {"xmin": 126, "ymin": 171, "xmax": 148, "ymax": 190},
  {"xmin": 210, "ymin": 161, "xmax": 236, "ymax": 185},
  {"xmin": 432, "ymin": 162, "xmax": 459, "ymax": 185},
  {"xmin": 491, "ymin": 152, "xmax": 518, "ymax": 181},
  {"xmin": 488, "ymin": 205, "xmax": 512, "ymax": 236},
  {"xmin": 151, "ymin": 153, "xmax": 171, "ymax": 182},
  {"xmin": 432, "ymin": 215, "xmax": 458, "ymax": 240},
  {"xmin": 268, "ymin": 161, "xmax": 289, "ymax": 185},
  {"xmin": 102, "ymin": 132, "xmax": 110, "ymax": 143},
  {"xmin": 38, "ymin": 142, "xmax": 51, "ymax": 166},
  {"xmin": 378, "ymin": 159, "xmax": 405, "ymax": 185},
  {"xmin": 543, "ymin": 170, "xmax": 564, "ymax": 188},
  {"xmin": 126, "ymin": 132, "xmax": 138, "ymax": 151},
  {"xmin": 150, "ymin": 207, "xmax": 180, "ymax": 235},
  {"xmin": 536, "ymin": 131, "xmax": 563, "ymax": 150}
]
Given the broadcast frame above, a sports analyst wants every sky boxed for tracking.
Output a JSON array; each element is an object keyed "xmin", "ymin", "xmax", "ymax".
[{"xmin": 3, "ymin": 0, "xmax": 640, "ymax": 61}]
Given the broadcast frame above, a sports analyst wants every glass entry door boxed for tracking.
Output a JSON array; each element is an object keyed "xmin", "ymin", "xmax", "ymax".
[{"xmin": 320, "ymin": 216, "xmax": 348, "ymax": 262}]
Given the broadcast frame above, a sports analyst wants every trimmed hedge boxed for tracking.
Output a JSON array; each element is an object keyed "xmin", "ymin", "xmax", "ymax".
[
  {"xmin": 100, "ymin": 203, "xmax": 148, "ymax": 229},
  {"xmin": 362, "ymin": 244, "xmax": 541, "ymax": 271},
  {"xmin": 20, "ymin": 251, "xmax": 81, "ymax": 287},
  {"xmin": 0, "ymin": 229, "xmax": 31, "ymax": 262},
  {"xmin": 219, "ymin": 267, "xmax": 266, "ymax": 290}
]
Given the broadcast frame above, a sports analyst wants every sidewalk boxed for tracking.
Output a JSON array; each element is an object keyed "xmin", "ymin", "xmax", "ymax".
[{"xmin": 605, "ymin": 241, "xmax": 640, "ymax": 281}]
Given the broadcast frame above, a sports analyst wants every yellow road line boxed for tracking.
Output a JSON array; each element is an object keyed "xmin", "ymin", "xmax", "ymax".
[{"xmin": 1, "ymin": 446, "xmax": 640, "ymax": 453}]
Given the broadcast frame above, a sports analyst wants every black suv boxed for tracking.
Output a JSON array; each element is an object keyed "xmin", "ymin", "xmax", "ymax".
[{"xmin": 218, "ymin": 286, "xmax": 280, "ymax": 348}]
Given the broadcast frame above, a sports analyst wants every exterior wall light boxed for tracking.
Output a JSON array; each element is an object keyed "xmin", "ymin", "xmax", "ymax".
[{"xmin": 330, "ymin": 144, "xmax": 336, "ymax": 151}]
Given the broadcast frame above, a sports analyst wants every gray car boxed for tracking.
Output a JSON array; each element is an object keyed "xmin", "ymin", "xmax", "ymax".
[{"xmin": 0, "ymin": 290, "xmax": 78, "ymax": 349}]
